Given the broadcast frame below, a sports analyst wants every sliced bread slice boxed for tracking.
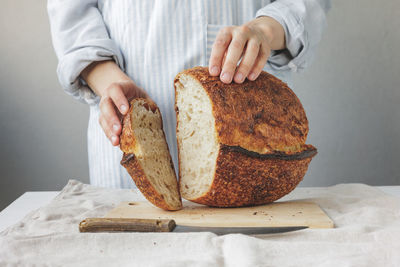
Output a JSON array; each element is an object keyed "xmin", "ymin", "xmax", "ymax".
[{"xmin": 120, "ymin": 98, "xmax": 182, "ymax": 210}]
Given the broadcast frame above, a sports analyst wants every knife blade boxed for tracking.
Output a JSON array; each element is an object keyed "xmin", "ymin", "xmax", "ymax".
[
  {"xmin": 172, "ymin": 225, "xmax": 308, "ymax": 235},
  {"xmin": 79, "ymin": 218, "xmax": 308, "ymax": 235}
]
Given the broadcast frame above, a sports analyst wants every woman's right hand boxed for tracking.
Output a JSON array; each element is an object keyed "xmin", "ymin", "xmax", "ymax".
[
  {"xmin": 98, "ymin": 80, "xmax": 149, "ymax": 146},
  {"xmin": 81, "ymin": 60, "xmax": 150, "ymax": 146}
]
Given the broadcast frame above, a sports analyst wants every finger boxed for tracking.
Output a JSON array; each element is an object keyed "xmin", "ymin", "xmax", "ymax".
[
  {"xmin": 234, "ymin": 39, "xmax": 260, "ymax": 83},
  {"xmin": 220, "ymin": 28, "xmax": 249, "ymax": 83},
  {"xmin": 209, "ymin": 27, "xmax": 232, "ymax": 76},
  {"xmin": 248, "ymin": 43, "xmax": 271, "ymax": 81},
  {"xmin": 118, "ymin": 81, "xmax": 149, "ymax": 102},
  {"xmin": 221, "ymin": 51, "xmax": 227, "ymax": 67},
  {"xmin": 133, "ymin": 87, "xmax": 150, "ymax": 99},
  {"xmin": 99, "ymin": 115, "xmax": 119, "ymax": 146},
  {"xmin": 107, "ymin": 82, "xmax": 130, "ymax": 115},
  {"xmin": 99, "ymin": 96, "xmax": 122, "ymax": 136}
]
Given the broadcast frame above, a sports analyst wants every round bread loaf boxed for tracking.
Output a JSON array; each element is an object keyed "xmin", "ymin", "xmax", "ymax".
[{"xmin": 174, "ymin": 66, "xmax": 317, "ymax": 207}]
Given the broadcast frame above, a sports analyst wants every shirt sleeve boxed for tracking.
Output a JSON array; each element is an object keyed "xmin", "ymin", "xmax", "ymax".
[
  {"xmin": 256, "ymin": 0, "xmax": 331, "ymax": 72},
  {"xmin": 47, "ymin": 0, "xmax": 125, "ymax": 105}
]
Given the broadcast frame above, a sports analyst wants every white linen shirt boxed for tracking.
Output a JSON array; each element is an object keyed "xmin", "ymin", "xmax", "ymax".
[{"xmin": 47, "ymin": 0, "xmax": 330, "ymax": 188}]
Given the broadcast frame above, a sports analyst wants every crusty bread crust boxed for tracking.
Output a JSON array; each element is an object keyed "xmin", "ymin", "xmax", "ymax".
[
  {"xmin": 119, "ymin": 102, "xmax": 136, "ymax": 154},
  {"xmin": 120, "ymin": 98, "xmax": 182, "ymax": 211},
  {"xmin": 121, "ymin": 153, "xmax": 175, "ymax": 210},
  {"xmin": 190, "ymin": 145, "xmax": 316, "ymax": 207},
  {"xmin": 176, "ymin": 66, "xmax": 308, "ymax": 154}
]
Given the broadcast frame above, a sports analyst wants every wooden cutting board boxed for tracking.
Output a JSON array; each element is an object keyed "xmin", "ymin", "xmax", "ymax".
[{"xmin": 106, "ymin": 200, "xmax": 334, "ymax": 229}]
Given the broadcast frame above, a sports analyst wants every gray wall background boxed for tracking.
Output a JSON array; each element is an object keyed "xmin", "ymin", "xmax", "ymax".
[{"xmin": 1, "ymin": 1, "xmax": 399, "ymax": 210}]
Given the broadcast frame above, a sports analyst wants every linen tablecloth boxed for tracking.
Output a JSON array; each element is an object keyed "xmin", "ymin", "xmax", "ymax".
[{"xmin": 1, "ymin": 179, "xmax": 399, "ymax": 266}]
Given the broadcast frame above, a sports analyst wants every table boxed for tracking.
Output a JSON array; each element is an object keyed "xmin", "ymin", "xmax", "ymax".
[{"xmin": 1, "ymin": 186, "xmax": 399, "ymax": 233}]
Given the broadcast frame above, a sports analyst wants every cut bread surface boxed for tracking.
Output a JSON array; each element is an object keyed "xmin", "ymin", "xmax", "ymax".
[
  {"xmin": 175, "ymin": 76, "xmax": 219, "ymax": 200},
  {"xmin": 120, "ymin": 98, "xmax": 182, "ymax": 210}
]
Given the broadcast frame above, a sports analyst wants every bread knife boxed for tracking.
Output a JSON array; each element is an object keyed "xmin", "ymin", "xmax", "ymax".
[{"xmin": 79, "ymin": 218, "xmax": 308, "ymax": 235}]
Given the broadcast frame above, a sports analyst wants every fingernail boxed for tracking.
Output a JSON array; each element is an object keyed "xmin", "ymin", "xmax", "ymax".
[
  {"xmin": 221, "ymin": 72, "xmax": 232, "ymax": 83},
  {"xmin": 113, "ymin": 124, "xmax": 119, "ymax": 132},
  {"xmin": 235, "ymin": 72, "xmax": 244, "ymax": 83},
  {"xmin": 111, "ymin": 135, "xmax": 117, "ymax": 143},
  {"xmin": 249, "ymin": 72, "xmax": 257, "ymax": 80},
  {"xmin": 120, "ymin": 104, "xmax": 128, "ymax": 113},
  {"xmin": 210, "ymin": 66, "xmax": 219, "ymax": 75}
]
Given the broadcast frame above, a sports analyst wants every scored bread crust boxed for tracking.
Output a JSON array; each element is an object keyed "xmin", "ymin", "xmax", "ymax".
[
  {"xmin": 176, "ymin": 66, "xmax": 308, "ymax": 154},
  {"xmin": 190, "ymin": 145, "xmax": 317, "ymax": 207},
  {"xmin": 120, "ymin": 98, "xmax": 182, "ymax": 211},
  {"xmin": 174, "ymin": 67, "xmax": 317, "ymax": 207}
]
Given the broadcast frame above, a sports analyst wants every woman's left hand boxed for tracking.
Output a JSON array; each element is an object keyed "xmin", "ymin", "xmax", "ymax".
[{"xmin": 208, "ymin": 16, "xmax": 285, "ymax": 84}]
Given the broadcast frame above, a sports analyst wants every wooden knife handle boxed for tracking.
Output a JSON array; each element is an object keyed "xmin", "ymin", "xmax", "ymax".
[{"xmin": 79, "ymin": 218, "xmax": 176, "ymax": 233}]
